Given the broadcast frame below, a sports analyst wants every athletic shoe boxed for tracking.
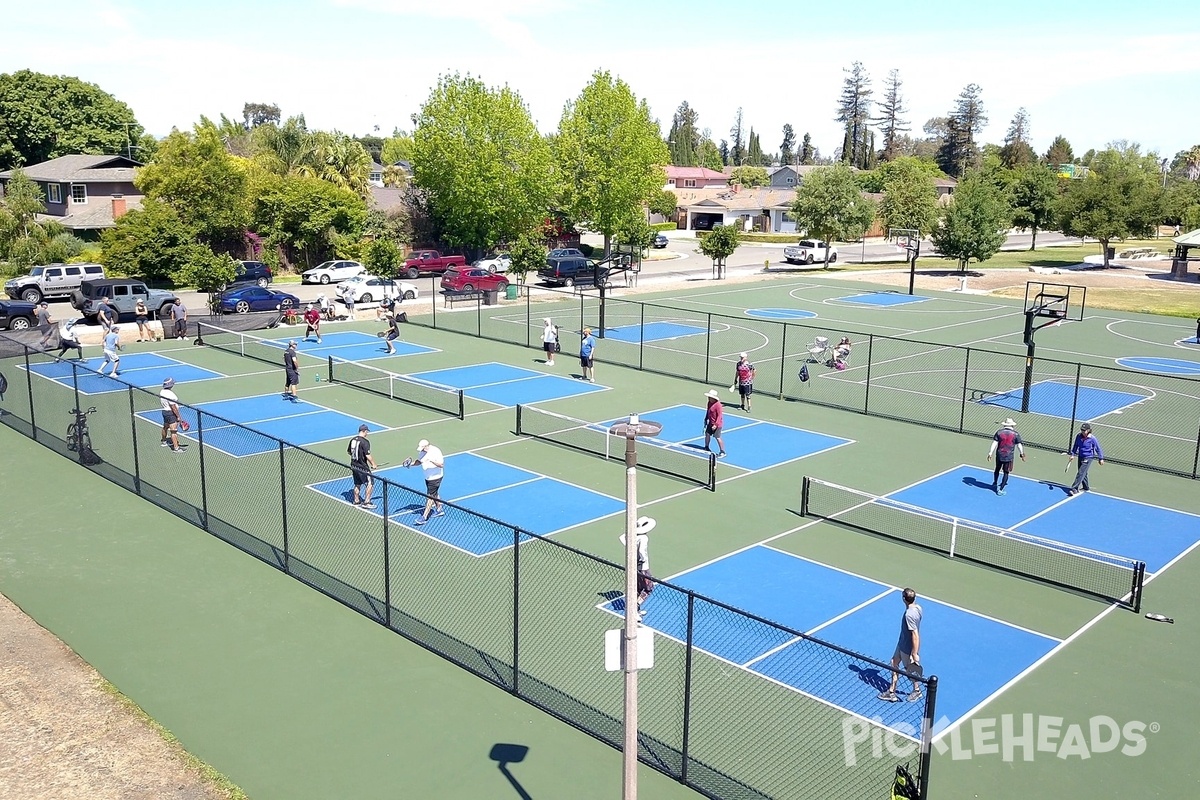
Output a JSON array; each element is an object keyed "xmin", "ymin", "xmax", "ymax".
[
  {"xmin": 361, "ymin": 502, "xmax": 376, "ymax": 510},
  {"xmin": 435, "ymin": 509, "xmax": 445, "ymax": 517},
  {"xmin": 907, "ymin": 689, "xmax": 923, "ymax": 703},
  {"xmin": 414, "ymin": 517, "xmax": 427, "ymax": 526},
  {"xmin": 1066, "ymin": 489, "xmax": 1077, "ymax": 496},
  {"xmin": 161, "ymin": 440, "xmax": 170, "ymax": 447},
  {"xmin": 171, "ymin": 447, "xmax": 186, "ymax": 453},
  {"xmin": 878, "ymin": 691, "xmax": 899, "ymax": 702},
  {"xmin": 717, "ymin": 452, "xmax": 726, "ymax": 458},
  {"xmin": 998, "ymin": 488, "xmax": 1006, "ymax": 496}
]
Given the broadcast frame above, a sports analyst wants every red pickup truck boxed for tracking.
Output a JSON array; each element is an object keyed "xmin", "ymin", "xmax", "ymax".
[{"xmin": 403, "ymin": 249, "xmax": 467, "ymax": 279}]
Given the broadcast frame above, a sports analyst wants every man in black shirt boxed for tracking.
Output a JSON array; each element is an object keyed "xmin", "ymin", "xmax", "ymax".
[
  {"xmin": 347, "ymin": 424, "xmax": 378, "ymax": 508},
  {"xmin": 283, "ymin": 340, "xmax": 300, "ymax": 401}
]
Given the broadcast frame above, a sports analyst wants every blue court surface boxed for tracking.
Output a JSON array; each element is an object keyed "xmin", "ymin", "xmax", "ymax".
[
  {"xmin": 607, "ymin": 404, "xmax": 853, "ymax": 472},
  {"xmin": 978, "ymin": 379, "xmax": 1147, "ymax": 419},
  {"xmin": 744, "ymin": 308, "xmax": 817, "ymax": 321},
  {"xmin": 602, "ymin": 320, "xmax": 707, "ymax": 343},
  {"xmin": 888, "ymin": 465, "xmax": 1200, "ymax": 573},
  {"xmin": 1116, "ymin": 356, "xmax": 1200, "ymax": 376},
  {"xmin": 409, "ymin": 362, "xmax": 606, "ymax": 407},
  {"xmin": 602, "ymin": 545, "xmax": 1059, "ymax": 736},
  {"xmin": 27, "ymin": 353, "xmax": 222, "ymax": 395},
  {"xmin": 135, "ymin": 393, "xmax": 388, "ymax": 457},
  {"xmin": 307, "ymin": 451, "xmax": 624, "ymax": 556},
  {"xmin": 835, "ymin": 293, "xmax": 929, "ymax": 307},
  {"xmin": 255, "ymin": 330, "xmax": 436, "ymax": 363}
]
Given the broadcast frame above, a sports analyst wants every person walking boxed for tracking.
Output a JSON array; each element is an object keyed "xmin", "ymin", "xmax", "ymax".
[
  {"xmin": 618, "ymin": 516, "xmax": 656, "ymax": 621},
  {"xmin": 55, "ymin": 317, "xmax": 83, "ymax": 360},
  {"xmin": 134, "ymin": 298, "xmax": 149, "ymax": 341},
  {"xmin": 316, "ymin": 293, "xmax": 334, "ymax": 321},
  {"xmin": 283, "ymin": 340, "xmax": 300, "ymax": 401},
  {"xmin": 95, "ymin": 298, "xmax": 117, "ymax": 333},
  {"xmin": 303, "ymin": 303, "xmax": 323, "ymax": 343},
  {"xmin": 579, "ymin": 327, "xmax": 596, "ymax": 382},
  {"xmin": 347, "ymin": 424, "xmax": 378, "ymax": 508},
  {"xmin": 382, "ymin": 311, "xmax": 401, "ymax": 355},
  {"xmin": 879, "ymin": 588, "xmax": 923, "ymax": 703},
  {"xmin": 99, "ymin": 326, "xmax": 121, "ymax": 377},
  {"xmin": 986, "ymin": 417, "xmax": 1026, "ymax": 495},
  {"xmin": 542, "ymin": 318, "xmax": 558, "ymax": 366},
  {"xmin": 158, "ymin": 377, "xmax": 187, "ymax": 453},
  {"xmin": 734, "ymin": 352, "xmax": 756, "ymax": 412},
  {"xmin": 702, "ymin": 389, "xmax": 727, "ymax": 458},
  {"xmin": 406, "ymin": 438, "xmax": 444, "ymax": 525},
  {"xmin": 1067, "ymin": 422, "xmax": 1104, "ymax": 495},
  {"xmin": 170, "ymin": 299, "xmax": 188, "ymax": 340},
  {"xmin": 35, "ymin": 302, "xmax": 55, "ymax": 348}
]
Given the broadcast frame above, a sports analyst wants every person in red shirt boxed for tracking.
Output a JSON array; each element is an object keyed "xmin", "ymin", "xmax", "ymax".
[
  {"xmin": 702, "ymin": 389, "xmax": 727, "ymax": 458},
  {"xmin": 303, "ymin": 304, "xmax": 322, "ymax": 344},
  {"xmin": 734, "ymin": 352, "xmax": 756, "ymax": 412}
]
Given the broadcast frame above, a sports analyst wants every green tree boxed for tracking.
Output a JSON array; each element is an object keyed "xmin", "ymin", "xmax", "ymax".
[
  {"xmin": 1055, "ymin": 143, "xmax": 1164, "ymax": 267},
  {"xmin": 1044, "ymin": 135, "xmax": 1074, "ymax": 167},
  {"xmin": 729, "ymin": 108, "xmax": 745, "ymax": 166},
  {"xmin": 779, "ymin": 124, "xmax": 796, "ymax": 167},
  {"xmin": 873, "ymin": 69, "xmax": 909, "ymax": 162},
  {"xmin": 668, "ymin": 101, "xmax": 700, "ymax": 166},
  {"xmin": 877, "ymin": 157, "xmax": 940, "ymax": 237},
  {"xmin": 308, "ymin": 131, "xmax": 371, "ymax": 194},
  {"xmin": 697, "ymin": 137, "xmax": 724, "ymax": 171},
  {"xmin": 381, "ymin": 132, "xmax": 414, "ymax": 165},
  {"xmin": 556, "ymin": 71, "xmax": 669, "ymax": 255},
  {"xmin": 0, "ymin": 169, "xmax": 45, "ymax": 239},
  {"xmin": 1164, "ymin": 180, "xmax": 1200, "ymax": 230},
  {"xmin": 180, "ymin": 250, "xmax": 240, "ymax": 312},
  {"xmin": 100, "ymin": 199, "xmax": 201, "ymax": 283},
  {"xmin": 930, "ymin": 171, "xmax": 1011, "ymax": 272},
  {"xmin": 936, "ymin": 84, "xmax": 987, "ymax": 177},
  {"xmin": 999, "ymin": 108, "xmax": 1036, "ymax": 169},
  {"xmin": 136, "ymin": 121, "xmax": 249, "ymax": 249},
  {"xmin": 243, "ymin": 102, "xmax": 281, "ymax": 128},
  {"xmin": 789, "ymin": 164, "xmax": 877, "ymax": 267},
  {"xmin": 253, "ymin": 174, "xmax": 367, "ymax": 268},
  {"xmin": 729, "ymin": 166, "xmax": 770, "ymax": 188},
  {"xmin": 747, "ymin": 128, "xmax": 764, "ymax": 166},
  {"xmin": 1009, "ymin": 162, "xmax": 1059, "ymax": 249},
  {"xmin": 698, "ymin": 224, "xmax": 740, "ymax": 275},
  {"xmin": 412, "ymin": 73, "xmax": 555, "ymax": 257},
  {"xmin": 800, "ymin": 133, "xmax": 814, "ymax": 165},
  {"xmin": 363, "ymin": 238, "xmax": 402, "ymax": 290},
  {"xmin": 0, "ymin": 70, "xmax": 143, "ymax": 169},
  {"xmin": 649, "ymin": 189, "xmax": 678, "ymax": 219},
  {"xmin": 836, "ymin": 62, "xmax": 873, "ymax": 169},
  {"xmin": 505, "ymin": 229, "xmax": 547, "ymax": 285}
]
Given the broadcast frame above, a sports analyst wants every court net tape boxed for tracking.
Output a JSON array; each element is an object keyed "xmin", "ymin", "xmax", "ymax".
[
  {"xmin": 800, "ymin": 476, "xmax": 1145, "ymax": 610},
  {"xmin": 516, "ymin": 405, "xmax": 716, "ymax": 491},
  {"xmin": 197, "ymin": 323, "xmax": 464, "ymax": 419}
]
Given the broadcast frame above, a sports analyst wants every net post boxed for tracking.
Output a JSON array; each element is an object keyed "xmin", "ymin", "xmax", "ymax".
[
  {"xmin": 23, "ymin": 346, "xmax": 38, "ymax": 440},
  {"xmin": 327, "ymin": 355, "xmax": 333, "ymax": 383},
  {"xmin": 706, "ymin": 452, "xmax": 716, "ymax": 491},
  {"xmin": 680, "ymin": 590, "xmax": 696, "ymax": 783},
  {"xmin": 128, "ymin": 386, "xmax": 141, "ymax": 495},
  {"xmin": 800, "ymin": 476, "xmax": 810, "ymax": 516},
  {"xmin": 1131, "ymin": 562, "xmax": 1145, "ymax": 613},
  {"xmin": 524, "ymin": 285, "xmax": 530, "ymax": 349},
  {"xmin": 638, "ymin": 303, "xmax": 645, "ymax": 372},
  {"xmin": 949, "ymin": 520, "xmax": 957, "ymax": 559},
  {"xmin": 457, "ymin": 388, "xmax": 465, "ymax": 420},
  {"xmin": 515, "ymin": 404, "xmax": 523, "ymax": 436},
  {"xmin": 1191, "ymin": 417, "xmax": 1200, "ymax": 480},
  {"xmin": 918, "ymin": 675, "xmax": 937, "ymax": 800}
]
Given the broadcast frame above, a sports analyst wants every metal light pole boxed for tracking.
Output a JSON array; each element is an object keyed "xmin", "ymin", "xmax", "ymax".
[{"xmin": 608, "ymin": 413, "xmax": 662, "ymax": 800}]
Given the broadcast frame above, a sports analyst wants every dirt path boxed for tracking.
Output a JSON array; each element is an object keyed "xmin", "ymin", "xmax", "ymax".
[{"xmin": 0, "ymin": 593, "xmax": 238, "ymax": 800}]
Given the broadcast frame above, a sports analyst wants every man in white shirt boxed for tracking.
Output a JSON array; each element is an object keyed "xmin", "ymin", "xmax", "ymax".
[
  {"xmin": 406, "ymin": 438, "xmax": 444, "ymax": 525},
  {"xmin": 159, "ymin": 377, "xmax": 187, "ymax": 452}
]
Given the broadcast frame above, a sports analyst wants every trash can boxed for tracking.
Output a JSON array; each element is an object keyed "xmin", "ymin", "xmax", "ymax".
[
  {"xmin": 505, "ymin": 284, "xmax": 519, "ymax": 300},
  {"xmin": 483, "ymin": 289, "xmax": 499, "ymax": 306},
  {"xmin": 1106, "ymin": 246, "xmax": 1115, "ymax": 261}
]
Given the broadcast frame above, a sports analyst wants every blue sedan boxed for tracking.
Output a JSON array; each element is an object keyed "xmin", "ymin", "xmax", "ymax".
[{"xmin": 219, "ymin": 286, "xmax": 300, "ymax": 314}]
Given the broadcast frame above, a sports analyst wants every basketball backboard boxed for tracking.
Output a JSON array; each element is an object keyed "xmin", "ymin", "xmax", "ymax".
[{"xmin": 1023, "ymin": 281, "xmax": 1086, "ymax": 322}]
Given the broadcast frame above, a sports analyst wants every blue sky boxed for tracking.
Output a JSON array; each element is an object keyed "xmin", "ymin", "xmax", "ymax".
[{"xmin": 5, "ymin": 0, "xmax": 1198, "ymax": 160}]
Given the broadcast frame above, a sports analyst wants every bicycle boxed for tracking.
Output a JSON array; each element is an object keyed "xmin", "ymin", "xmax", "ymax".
[{"xmin": 67, "ymin": 406, "xmax": 101, "ymax": 464}]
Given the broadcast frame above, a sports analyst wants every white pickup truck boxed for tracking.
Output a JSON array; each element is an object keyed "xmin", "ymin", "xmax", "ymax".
[{"xmin": 783, "ymin": 239, "xmax": 838, "ymax": 265}]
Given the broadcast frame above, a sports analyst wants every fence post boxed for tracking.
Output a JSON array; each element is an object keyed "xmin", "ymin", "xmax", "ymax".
[
  {"xmin": 431, "ymin": 276, "xmax": 437, "ymax": 329},
  {"xmin": 680, "ymin": 591, "xmax": 696, "ymax": 784},
  {"xmin": 918, "ymin": 675, "xmax": 938, "ymax": 800},
  {"xmin": 128, "ymin": 386, "xmax": 141, "ymax": 494},
  {"xmin": 511, "ymin": 525, "xmax": 521, "ymax": 696},
  {"xmin": 383, "ymin": 481, "xmax": 391, "ymax": 628},
  {"xmin": 1192, "ymin": 419, "xmax": 1200, "ymax": 480},
  {"xmin": 525, "ymin": 285, "xmax": 531, "ymax": 349},
  {"xmin": 197, "ymin": 410, "xmax": 209, "ymax": 530},
  {"xmin": 1067, "ymin": 363, "xmax": 1082, "ymax": 443},
  {"xmin": 24, "ymin": 347, "xmax": 37, "ymax": 440},
  {"xmin": 279, "ymin": 441, "xmax": 290, "ymax": 572},
  {"xmin": 638, "ymin": 303, "xmax": 645, "ymax": 372},
  {"xmin": 959, "ymin": 348, "xmax": 971, "ymax": 434},
  {"xmin": 476, "ymin": 293, "xmax": 482, "ymax": 338},
  {"xmin": 778, "ymin": 323, "xmax": 788, "ymax": 399},
  {"xmin": 863, "ymin": 335, "xmax": 873, "ymax": 413},
  {"xmin": 703, "ymin": 313, "xmax": 712, "ymax": 384}
]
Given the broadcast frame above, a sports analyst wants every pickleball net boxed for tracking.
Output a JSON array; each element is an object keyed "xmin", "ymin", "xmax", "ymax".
[
  {"xmin": 516, "ymin": 404, "xmax": 716, "ymax": 490},
  {"xmin": 197, "ymin": 322, "xmax": 464, "ymax": 419},
  {"xmin": 800, "ymin": 476, "xmax": 1146, "ymax": 610}
]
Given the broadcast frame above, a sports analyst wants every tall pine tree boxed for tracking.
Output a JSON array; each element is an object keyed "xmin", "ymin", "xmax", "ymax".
[
  {"xmin": 936, "ymin": 84, "xmax": 987, "ymax": 178},
  {"xmin": 780, "ymin": 124, "xmax": 796, "ymax": 167},
  {"xmin": 872, "ymin": 68, "xmax": 909, "ymax": 162},
  {"xmin": 999, "ymin": 108, "xmax": 1035, "ymax": 168},
  {"xmin": 668, "ymin": 101, "xmax": 700, "ymax": 166},
  {"xmin": 836, "ymin": 61, "xmax": 873, "ymax": 169},
  {"xmin": 729, "ymin": 108, "xmax": 745, "ymax": 166},
  {"xmin": 1044, "ymin": 135, "xmax": 1074, "ymax": 167},
  {"xmin": 747, "ymin": 128, "xmax": 763, "ymax": 166},
  {"xmin": 800, "ymin": 132, "xmax": 814, "ymax": 165}
]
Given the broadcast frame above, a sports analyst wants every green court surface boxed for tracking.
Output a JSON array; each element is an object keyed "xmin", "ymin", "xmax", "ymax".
[{"xmin": 2, "ymin": 271, "xmax": 1199, "ymax": 799}]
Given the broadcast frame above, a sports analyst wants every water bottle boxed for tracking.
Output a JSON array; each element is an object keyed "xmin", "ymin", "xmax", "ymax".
[{"xmin": 314, "ymin": 373, "xmax": 321, "ymax": 383}]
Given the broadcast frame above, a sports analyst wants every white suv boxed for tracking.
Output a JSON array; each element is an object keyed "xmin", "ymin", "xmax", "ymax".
[{"xmin": 5, "ymin": 263, "xmax": 105, "ymax": 303}]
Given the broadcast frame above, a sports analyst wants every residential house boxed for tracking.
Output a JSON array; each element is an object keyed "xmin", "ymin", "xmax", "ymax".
[
  {"xmin": 0, "ymin": 154, "xmax": 142, "ymax": 235},
  {"xmin": 766, "ymin": 164, "xmax": 827, "ymax": 188},
  {"xmin": 682, "ymin": 186, "xmax": 800, "ymax": 233},
  {"xmin": 934, "ymin": 177, "xmax": 957, "ymax": 201},
  {"xmin": 663, "ymin": 166, "xmax": 728, "ymax": 190},
  {"xmin": 368, "ymin": 161, "xmax": 385, "ymax": 187}
]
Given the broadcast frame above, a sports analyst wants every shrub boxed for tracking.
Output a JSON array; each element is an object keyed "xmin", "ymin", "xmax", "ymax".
[{"xmin": 579, "ymin": 243, "xmax": 595, "ymax": 257}]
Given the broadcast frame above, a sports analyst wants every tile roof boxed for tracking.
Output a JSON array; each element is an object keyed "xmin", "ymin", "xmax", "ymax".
[
  {"xmin": 36, "ymin": 196, "xmax": 144, "ymax": 230},
  {"xmin": 1, "ymin": 154, "xmax": 142, "ymax": 183},
  {"xmin": 664, "ymin": 166, "xmax": 728, "ymax": 181},
  {"xmin": 684, "ymin": 187, "xmax": 798, "ymax": 210}
]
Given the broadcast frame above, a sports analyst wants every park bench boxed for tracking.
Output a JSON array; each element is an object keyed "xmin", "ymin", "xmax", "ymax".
[
  {"xmin": 441, "ymin": 289, "xmax": 484, "ymax": 308},
  {"xmin": 1116, "ymin": 247, "xmax": 1158, "ymax": 260}
]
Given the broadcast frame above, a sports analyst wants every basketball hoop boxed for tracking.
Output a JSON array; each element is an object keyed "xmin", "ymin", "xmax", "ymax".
[{"xmin": 896, "ymin": 236, "xmax": 909, "ymax": 250}]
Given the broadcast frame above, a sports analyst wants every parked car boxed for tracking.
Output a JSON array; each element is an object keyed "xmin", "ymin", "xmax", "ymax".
[
  {"xmin": 71, "ymin": 279, "xmax": 179, "ymax": 323},
  {"xmin": 537, "ymin": 257, "xmax": 609, "ymax": 288},
  {"xmin": 440, "ymin": 268, "xmax": 510, "ymax": 293},
  {"xmin": 783, "ymin": 240, "xmax": 838, "ymax": 265},
  {"xmin": 337, "ymin": 275, "xmax": 420, "ymax": 304},
  {"xmin": 0, "ymin": 299, "xmax": 38, "ymax": 330},
  {"xmin": 401, "ymin": 249, "xmax": 467, "ymax": 279},
  {"xmin": 5, "ymin": 263, "xmax": 106, "ymax": 303},
  {"xmin": 228, "ymin": 260, "xmax": 273, "ymax": 288},
  {"xmin": 475, "ymin": 254, "xmax": 512, "ymax": 273},
  {"xmin": 218, "ymin": 286, "xmax": 300, "ymax": 314},
  {"xmin": 301, "ymin": 260, "xmax": 365, "ymax": 285},
  {"xmin": 652, "ymin": 233, "xmax": 669, "ymax": 249},
  {"xmin": 548, "ymin": 248, "xmax": 585, "ymax": 259}
]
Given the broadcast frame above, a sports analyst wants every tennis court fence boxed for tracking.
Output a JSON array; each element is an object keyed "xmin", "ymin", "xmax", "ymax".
[
  {"xmin": 407, "ymin": 280, "xmax": 1200, "ymax": 480},
  {"xmin": 801, "ymin": 476, "xmax": 1147, "ymax": 611},
  {"xmin": 0, "ymin": 335, "xmax": 938, "ymax": 800}
]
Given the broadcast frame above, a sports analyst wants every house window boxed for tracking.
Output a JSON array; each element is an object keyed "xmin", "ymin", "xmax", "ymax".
[
  {"xmin": 71, "ymin": 184, "xmax": 88, "ymax": 204},
  {"xmin": 47, "ymin": 183, "xmax": 62, "ymax": 203},
  {"xmin": 787, "ymin": 177, "xmax": 795, "ymax": 184},
  {"xmin": 684, "ymin": 179, "xmax": 697, "ymax": 188}
]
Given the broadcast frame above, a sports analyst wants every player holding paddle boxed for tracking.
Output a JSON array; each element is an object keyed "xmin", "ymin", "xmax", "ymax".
[{"xmin": 158, "ymin": 377, "xmax": 188, "ymax": 453}]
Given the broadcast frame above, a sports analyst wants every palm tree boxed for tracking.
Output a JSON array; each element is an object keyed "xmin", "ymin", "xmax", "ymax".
[
  {"xmin": 1186, "ymin": 145, "xmax": 1200, "ymax": 182},
  {"xmin": 252, "ymin": 115, "xmax": 314, "ymax": 176}
]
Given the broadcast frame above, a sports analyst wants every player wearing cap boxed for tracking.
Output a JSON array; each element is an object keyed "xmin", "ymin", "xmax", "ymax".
[
  {"xmin": 347, "ymin": 424, "xmax": 378, "ymax": 508},
  {"xmin": 619, "ymin": 516, "xmax": 656, "ymax": 621},
  {"xmin": 1067, "ymin": 422, "xmax": 1104, "ymax": 495},
  {"xmin": 542, "ymin": 318, "xmax": 558, "ymax": 366},
  {"xmin": 283, "ymin": 340, "xmax": 300, "ymax": 401},
  {"xmin": 303, "ymin": 304, "xmax": 322, "ymax": 343},
  {"xmin": 159, "ymin": 377, "xmax": 186, "ymax": 452},
  {"xmin": 579, "ymin": 327, "xmax": 596, "ymax": 382},
  {"xmin": 702, "ymin": 389, "xmax": 726, "ymax": 458},
  {"xmin": 734, "ymin": 352, "xmax": 756, "ymax": 412},
  {"xmin": 986, "ymin": 417, "xmax": 1025, "ymax": 496},
  {"xmin": 406, "ymin": 439, "xmax": 444, "ymax": 525}
]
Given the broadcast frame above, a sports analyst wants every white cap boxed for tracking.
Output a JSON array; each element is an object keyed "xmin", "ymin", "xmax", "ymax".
[
  {"xmin": 705, "ymin": 389, "xmax": 720, "ymax": 399},
  {"xmin": 619, "ymin": 516, "xmax": 656, "ymax": 545},
  {"xmin": 544, "ymin": 318, "xmax": 552, "ymax": 324},
  {"xmin": 739, "ymin": 352, "xmax": 747, "ymax": 359},
  {"xmin": 417, "ymin": 439, "xmax": 429, "ymax": 451},
  {"xmin": 1001, "ymin": 418, "xmax": 1016, "ymax": 427}
]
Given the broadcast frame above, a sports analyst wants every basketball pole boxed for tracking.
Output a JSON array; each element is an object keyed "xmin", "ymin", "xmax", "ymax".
[{"xmin": 1021, "ymin": 310, "xmax": 1036, "ymax": 413}]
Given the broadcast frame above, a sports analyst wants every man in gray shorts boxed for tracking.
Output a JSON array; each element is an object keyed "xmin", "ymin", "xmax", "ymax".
[{"xmin": 880, "ymin": 587, "xmax": 923, "ymax": 703}]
